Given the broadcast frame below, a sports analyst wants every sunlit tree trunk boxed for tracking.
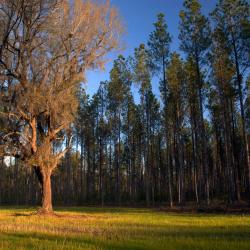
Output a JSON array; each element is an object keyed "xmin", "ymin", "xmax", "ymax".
[{"xmin": 40, "ymin": 169, "xmax": 53, "ymax": 214}]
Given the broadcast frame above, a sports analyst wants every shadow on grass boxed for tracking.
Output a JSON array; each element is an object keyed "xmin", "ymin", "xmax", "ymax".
[
  {"xmin": 12, "ymin": 212, "xmax": 33, "ymax": 217},
  {"xmin": 3, "ymin": 206, "xmax": 249, "ymax": 217},
  {"xmin": 10, "ymin": 211, "xmax": 101, "ymax": 220},
  {"xmin": 2, "ymin": 224, "xmax": 250, "ymax": 250},
  {"xmin": 53, "ymin": 207, "xmax": 250, "ymax": 220},
  {"xmin": 1, "ymin": 232, "xmax": 146, "ymax": 250},
  {"xmin": 4, "ymin": 206, "xmax": 250, "ymax": 223},
  {"xmin": 55, "ymin": 206, "xmax": 156, "ymax": 213}
]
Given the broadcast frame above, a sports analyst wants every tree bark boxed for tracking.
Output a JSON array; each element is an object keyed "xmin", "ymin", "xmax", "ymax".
[{"xmin": 40, "ymin": 169, "xmax": 53, "ymax": 214}]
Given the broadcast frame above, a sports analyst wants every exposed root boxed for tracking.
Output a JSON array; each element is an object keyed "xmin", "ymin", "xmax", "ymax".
[{"xmin": 35, "ymin": 208, "xmax": 56, "ymax": 216}]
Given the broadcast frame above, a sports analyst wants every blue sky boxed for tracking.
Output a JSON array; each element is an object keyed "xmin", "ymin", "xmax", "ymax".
[{"xmin": 85, "ymin": 0, "xmax": 217, "ymax": 99}]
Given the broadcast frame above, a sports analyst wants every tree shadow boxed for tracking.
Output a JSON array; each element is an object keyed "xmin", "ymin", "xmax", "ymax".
[
  {"xmin": 1, "ymin": 232, "xmax": 146, "ymax": 250},
  {"xmin": 2, "ymin": 224, "xmax": 250, "ymax": 250},
  {"xmin": 54, "ymin": 206, "xmax": 154, "ymax": 214},
  {"xmin": 12, "ymin": 212, "xmax": 31, "ymax": 217}
]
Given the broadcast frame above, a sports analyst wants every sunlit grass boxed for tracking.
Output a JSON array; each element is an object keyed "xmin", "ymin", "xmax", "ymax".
[{"xmin": 0, "ymin": 207, "xmax": 249, "ymax": 249}]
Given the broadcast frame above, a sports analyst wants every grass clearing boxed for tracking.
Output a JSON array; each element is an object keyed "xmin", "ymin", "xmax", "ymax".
[{"xmin": 0, "ymin": 207, "xmax": 249, "ymax": 249}]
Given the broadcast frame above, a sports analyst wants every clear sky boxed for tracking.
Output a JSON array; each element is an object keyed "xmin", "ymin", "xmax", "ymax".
[{"xmin": 85, "ymin": 0, "xmax": 217, "ymax": 99}]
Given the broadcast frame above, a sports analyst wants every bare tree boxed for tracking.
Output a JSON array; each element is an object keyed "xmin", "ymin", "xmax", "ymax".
[{"xmin": 0, "ymin": 0, "xmax": 122, "ymax": 214}]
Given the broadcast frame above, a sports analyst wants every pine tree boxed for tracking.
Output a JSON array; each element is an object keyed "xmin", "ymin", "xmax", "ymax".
[
  {"xmin": 179, "ymin": 0, "xmax": 211, "ymax": 205},
  {"xmin": 147, "ymin": 14, "xmax": 173, "ymax": 206},
  {"xmin": 211, "ymin": 0, "xmax": 250, "ymax": 197}
]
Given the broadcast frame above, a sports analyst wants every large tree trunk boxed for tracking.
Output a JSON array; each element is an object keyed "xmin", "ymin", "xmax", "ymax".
[{"xmin": 40, "ymin": 169, "xmax": 53, "ymax": 214}]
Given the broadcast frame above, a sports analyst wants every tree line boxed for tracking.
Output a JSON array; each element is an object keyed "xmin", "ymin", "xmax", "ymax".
[{"xmin": 0, "ymin": 0, "xmax": 250, "ymax": 210}]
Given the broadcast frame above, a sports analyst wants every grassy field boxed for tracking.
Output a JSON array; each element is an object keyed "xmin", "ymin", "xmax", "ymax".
[{"xmin": 0, "ymin": 207, "xmax": 249, "ymax": 250}]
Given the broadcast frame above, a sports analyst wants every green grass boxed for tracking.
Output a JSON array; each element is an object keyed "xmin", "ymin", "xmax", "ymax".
[{"xmin": 0, "ymin": 207, "xmax": 250, "ymax": 250}]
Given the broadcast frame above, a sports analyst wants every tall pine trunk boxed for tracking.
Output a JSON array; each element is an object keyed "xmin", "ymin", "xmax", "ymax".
[
  {"xmin": 195, "ymin": 54, "xmax": 209, "ymax": 205},
  {"xmin": 231, "ymin": 32, "xmax": 250, "ymax": 195}
]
